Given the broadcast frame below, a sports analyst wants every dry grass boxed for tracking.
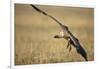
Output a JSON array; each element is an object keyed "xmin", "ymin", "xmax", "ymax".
[{"xmin": 15, "ymin": 4, "xmax": 94, "ymax": 65}]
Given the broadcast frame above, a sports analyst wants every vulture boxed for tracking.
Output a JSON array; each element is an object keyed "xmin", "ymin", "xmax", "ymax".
[{"xmin": 30, "ymin": 4, "xmax": 88, "ymax": 61}]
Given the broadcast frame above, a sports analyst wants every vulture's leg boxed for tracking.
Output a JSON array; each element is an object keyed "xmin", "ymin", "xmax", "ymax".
[
  {"xmin": 66, "ymin": 37, "xmax": 72, "ymax": 52},
  {"xmin": 69, "ymin": 44, "xmax": 72, "ymax": 52}
]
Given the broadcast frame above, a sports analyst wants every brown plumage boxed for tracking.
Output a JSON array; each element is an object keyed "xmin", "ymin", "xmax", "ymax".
[{"xmin": 30, "ymin": 4, "xmax": 88, "ymax": 61}]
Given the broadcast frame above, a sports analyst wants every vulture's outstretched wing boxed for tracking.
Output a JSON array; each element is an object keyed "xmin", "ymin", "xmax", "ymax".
[
  {"xmin": 68, "ymin": 37, "xmax": 88, "ymax": 61},
  {"xmin": 30, "ymin": 4, "xmax": 65, "ymax": 30}
]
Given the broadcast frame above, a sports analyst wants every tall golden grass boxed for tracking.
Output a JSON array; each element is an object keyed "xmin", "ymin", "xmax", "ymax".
[{"xmin": 15, "ymin": 4, "xmax": 94, "ymax": 65}]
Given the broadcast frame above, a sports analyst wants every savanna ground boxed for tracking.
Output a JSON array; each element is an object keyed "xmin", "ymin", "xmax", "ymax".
[{"xmin": 15, "ymin": 4, "xmax": 94, "ymax": 65}]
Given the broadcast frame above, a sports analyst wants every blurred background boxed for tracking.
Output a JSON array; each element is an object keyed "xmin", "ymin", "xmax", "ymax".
[{"xmin": 15, "ymin": 4, "xmax": 94, "ymax": 65}]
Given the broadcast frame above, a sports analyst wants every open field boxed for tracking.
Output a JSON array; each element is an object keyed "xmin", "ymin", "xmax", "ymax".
[{"xmin": 15, "ymin": 4, "xmax": 94, "ymax": 65}]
